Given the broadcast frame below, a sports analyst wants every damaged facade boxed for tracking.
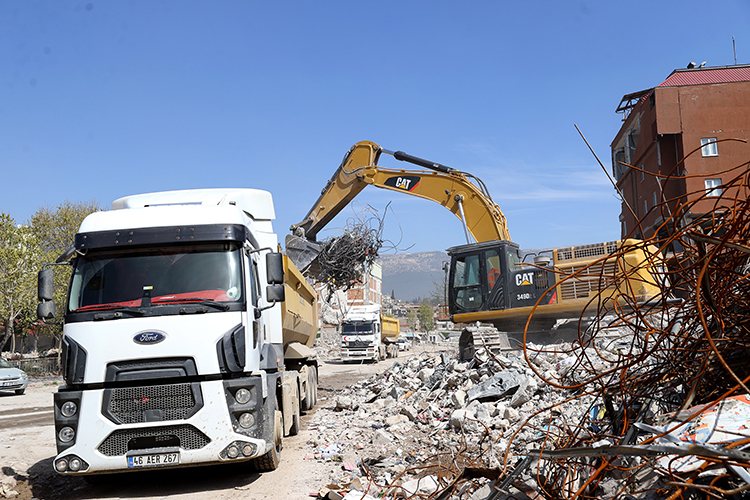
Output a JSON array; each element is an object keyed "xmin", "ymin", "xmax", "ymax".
[{"xmin": 612, "ymin": 64, "xmax": 750, "ymax": 241}]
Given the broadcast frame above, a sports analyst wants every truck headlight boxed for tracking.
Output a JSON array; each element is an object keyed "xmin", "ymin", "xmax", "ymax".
[
  {"xmin": 235, "ymin": 388, "xmax": 251, "ymax": 405},
  {"xmin": 238, "ymin": 412, "xmax": 255, "ymax": 428},
  {"xmin": 58, "ymin": 427, "xmax": 75, "ymax": 443},
  {"xmin": 61, "ymin": 401, "xmax": 78, "ymax": 418}
]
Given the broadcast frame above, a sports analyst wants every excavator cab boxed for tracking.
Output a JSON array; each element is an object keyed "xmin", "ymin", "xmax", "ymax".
[{"xmin": 447, "ymin": 240, "xmax": 557, "ymax": 320}]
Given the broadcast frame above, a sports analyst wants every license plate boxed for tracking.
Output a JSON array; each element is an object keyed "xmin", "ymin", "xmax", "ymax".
[{"xmin": 127, "ymin": 452, "xmax": 180, "ymax": 468}]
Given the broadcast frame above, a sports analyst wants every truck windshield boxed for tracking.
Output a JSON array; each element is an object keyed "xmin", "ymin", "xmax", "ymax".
[
  {"xmin": 342, "ymin": 322, "xmax": 374, "ymax": 334},
  {"xmin": 68, "ymin": 242, "xmax": 244, "ymax": 313}
]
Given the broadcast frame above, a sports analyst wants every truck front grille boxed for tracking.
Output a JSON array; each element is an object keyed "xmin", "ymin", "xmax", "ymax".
[
  {"xmin": 344, "ymin": 340, "xmax": 372, "ymax": 348},
  {"xmin": 97, "ymin": 424, "xmax": 210, "ymax": 457},
  {"xmin": 105, "ymin": 383, "xmax": 198, "ymax": 424}
]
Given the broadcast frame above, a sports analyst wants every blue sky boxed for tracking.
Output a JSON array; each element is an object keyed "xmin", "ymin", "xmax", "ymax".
[{"xmin": 3, "ymin": 1, "xmax": 749, "ymax": 253}]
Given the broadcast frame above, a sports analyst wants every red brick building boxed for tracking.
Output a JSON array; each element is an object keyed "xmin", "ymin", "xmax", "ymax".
[
  {"xmin": 345, "ymin": 261, "xmax": 382, "ymax": 307},
  {"xmin": 611, "ymin": 64, "xmax": 750, "ymax": 240}
]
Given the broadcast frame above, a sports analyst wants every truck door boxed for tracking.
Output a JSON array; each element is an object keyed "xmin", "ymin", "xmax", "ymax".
[{"xmin": 248, "ymin": 254, "xmax": 262, "ymax": 361}]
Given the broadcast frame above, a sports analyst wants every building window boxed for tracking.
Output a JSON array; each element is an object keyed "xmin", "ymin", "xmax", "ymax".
[
  {"xmin": 640, "ymin": 169, "xmax": 645, "ymax": 182},
  {"xmin": 613, "ymin": 148, "xmax": 626, "ymax": 180},
  {"xmin": 652, "ymin": 192, "xmax": 658, "ymax": 206},
  {"xmin": 627, "ymin": 130, "xmax": 639, "ymax": 160},
  {"xmin": 643, "ymin": 199, "xmax": 648, "ymax": 215},
  {"xmin": 705, "ymin": 178, "xmax": 722, "ymax": 197},
  {"xmin": 701, "ymin": 138, "xmax": 718, "ymax": 157}
]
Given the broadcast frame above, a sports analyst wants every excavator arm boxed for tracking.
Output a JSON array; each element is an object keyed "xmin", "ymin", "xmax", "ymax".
[
  {"xmin": 290, "ymin": 140, "xmax": 511, "ymax": 243},
  {"xmin": 288, "ymin": 140, "xmax": 663, "ymax": 338}
]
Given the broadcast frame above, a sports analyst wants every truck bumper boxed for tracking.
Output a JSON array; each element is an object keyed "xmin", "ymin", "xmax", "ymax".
[
  {"xmin": 340, "ymin": 348, "xmax": 377, "ymax": 360},
  {"xmin": 53, "ymin": 376, "xmax": 276, "ymax": 475}
]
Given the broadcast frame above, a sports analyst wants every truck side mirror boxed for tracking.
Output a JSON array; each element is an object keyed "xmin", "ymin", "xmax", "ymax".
[
  {"xmin": 37, "ymin": 301, "xmax": 56, "ymax": 320},
  {"xmin": 38, "ymin": 269, "xmax": 54, "ymax": 301},
  {"xmin": 37, "ymin": 268, "xmax": 60, "ymax": 323},
  {"xmin": 256, "ymin": 253, "xmax": 286, "ymax": 311},
  {"xmin": 266, "ymin": 253, "xmax": 284, "ymax": 285},
  {"xmin": 266, "ymin": 284, "xmax": 285, "ymax": 303}
]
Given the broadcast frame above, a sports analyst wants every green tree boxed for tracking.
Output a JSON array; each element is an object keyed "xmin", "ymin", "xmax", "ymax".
[
  {"xmin": 417, "ymin": 302, "xmax": 435, "ymax": 332},
  {"xmin": 0, "ymin": 214, "xmax": 42, "ymax": 351},
  {"xmin": 30, "ymin": 200, "xmax": 101, "ymax": 346},
  {"xmin": 31, "ymin": 199, "xmax": 101, "ymax": 254}
]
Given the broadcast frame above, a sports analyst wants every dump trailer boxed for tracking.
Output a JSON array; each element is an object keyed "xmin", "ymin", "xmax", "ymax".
[
  {"xmin": 381, "ymin": 315, "xmax": 400, "ymax": 355},
  {"xmin": 37, "ymin": 188, "xmax": 318, "ymax": 477},
  {"xmin": 340, "ymin": 305, "xmax": 399, "ymax": 362}
]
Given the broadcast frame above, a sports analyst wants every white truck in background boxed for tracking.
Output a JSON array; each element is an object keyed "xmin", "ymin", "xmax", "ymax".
[
  {"xmin": 37, "ymin": 189, "xmax": 318, "ymax": 478},
  {"xmin": 340, "ymin": 305, "xmax": 400, "ymax": 362}
]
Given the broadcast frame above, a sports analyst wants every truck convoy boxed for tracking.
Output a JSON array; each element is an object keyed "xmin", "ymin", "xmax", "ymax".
[
  {"xmin": 289, "ymin": 140, "xmax": 662, "ymax": 333},
  {"xmin": 37, "ymin": 189, "xmax": 318, "ymax": 477},
  {"xmin": 340, "ymin": 305, "xmax": 400, "ymax": 362}
]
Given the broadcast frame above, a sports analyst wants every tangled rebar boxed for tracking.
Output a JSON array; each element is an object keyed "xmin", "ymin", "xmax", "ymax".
[
  {"xmin": 342, "ymin": 144, "xmax": 750, "ymax": 500},
  {"xmin": 313, "ymin": 206, "xmax": 386, "ymax": 295},
  {"xmin": 508, "ymin": 144, "xmax": 750, "ymax": 500}
]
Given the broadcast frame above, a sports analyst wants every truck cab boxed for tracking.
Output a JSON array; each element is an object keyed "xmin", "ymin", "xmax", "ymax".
[
  {"xmin": 340, "ymin": 305, "xmax": 382, "ymax": 362},
  {"xmin": 39, "ymin": 189, "xmax": 317, "ymax": 477}
]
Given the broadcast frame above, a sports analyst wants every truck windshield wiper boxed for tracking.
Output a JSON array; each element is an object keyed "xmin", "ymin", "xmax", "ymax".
[
  {"xmin": 92, "ymin": 307, "xmax": 148, "ymax": 320},
  {"xmin": 154, "ymin": 298, "xmax": 231, "ymax": 311}
]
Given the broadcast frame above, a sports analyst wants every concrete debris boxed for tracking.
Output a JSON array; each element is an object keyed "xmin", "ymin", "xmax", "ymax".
[
  {"xmin": 400, "ymin": 475, "xmax": 439, "ymax": 495},
  {"xmin": 308, "ymin": 323, "xmax": 750, "ymax": 500},
  {"xmin": 306, "ymin": 345, "xmax": 592, "ymax": 499},
  {"xmin": 0, "ymin": 474, "xmax": 19, "ymax": 499}
]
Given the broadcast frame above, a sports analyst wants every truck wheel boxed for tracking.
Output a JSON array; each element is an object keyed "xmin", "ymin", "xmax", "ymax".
[
  {"xmin": 310, "ymin": 365, "xmax": 318, "ymax": 407},
  {"xmin": 250, "ymin": 409, "xmax": 282, "ymax": 471},
  {"xmin": 290, "ymin": 382, "xmax": 301, "ymax": 436},
  {"xmin": 299, "ymin": 366, "xmax": 312, "ymax": 412},
  {"xmin": 290, "ymin": 408, "xmax": 301, "ymax": 436}
]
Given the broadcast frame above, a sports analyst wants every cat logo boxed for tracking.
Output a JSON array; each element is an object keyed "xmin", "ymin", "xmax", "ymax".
[
  {"xmin": 384, "ymin": 175, "xmax": 421, "ymax": 192},
  {"xmin": 515, "ymin": 272, "xmax": 534, "ymax": 287}
]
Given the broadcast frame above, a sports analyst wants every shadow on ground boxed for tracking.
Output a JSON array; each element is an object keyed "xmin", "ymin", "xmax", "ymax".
[{"xmin": 26, "ymin": 457, "xmax": 263, "ymax": 500}]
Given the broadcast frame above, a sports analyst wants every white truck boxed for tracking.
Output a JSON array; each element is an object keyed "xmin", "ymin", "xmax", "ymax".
[
  {"xmin": 37, "ymin": 189, "xmax": 319, "ymax": 477},
  {"xmin": 340, "ymin": 305, "xmax": 399, "ymax": 362}
]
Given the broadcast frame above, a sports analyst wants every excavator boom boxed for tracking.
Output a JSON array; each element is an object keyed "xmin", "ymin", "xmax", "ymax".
[{"xmin": 290, "ymin": 140, "xmax": 510, "ymax": 243}]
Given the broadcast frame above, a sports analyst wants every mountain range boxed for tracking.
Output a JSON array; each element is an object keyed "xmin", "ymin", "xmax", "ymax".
[{"xmin": 377, "ymin": 251, "xmax": 449, "ymax": 302}]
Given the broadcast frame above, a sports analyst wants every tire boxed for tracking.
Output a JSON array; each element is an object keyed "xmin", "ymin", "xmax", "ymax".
[
  {"xmin": 15, "ymin": 389, "xmax": 25, "ymax": 395},
  {"xmin": 290, "ymin": 411, "xmax": 300, "ymax": 436},
  {"xmin": 249, "ymin": 409, "xmax": 282, "ymax": 472},
  {"xmin": 300, "ymin": 367, "xmax": 313, "ymax": 412},
  {"xmin": 310, "ymin": 365, "xmax": 318, "ymax": 407}
]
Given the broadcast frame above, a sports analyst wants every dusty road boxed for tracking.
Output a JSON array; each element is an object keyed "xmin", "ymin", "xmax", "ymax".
[{"xmin": 0, "ymin": 345, "xmax": 444, "ymax": 500}]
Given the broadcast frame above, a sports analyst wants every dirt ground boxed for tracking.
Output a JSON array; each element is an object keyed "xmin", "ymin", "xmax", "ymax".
[{"xmin": 0, "ymin": 344, "xmax": 445, "ymax": 500}]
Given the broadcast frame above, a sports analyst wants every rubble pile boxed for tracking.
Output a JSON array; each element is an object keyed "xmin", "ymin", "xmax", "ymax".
[
  {"xmin": 0, "ymin": 465, "xmax": 28, "ymax": 499},
  {"xmin": 307, "ymin": 344, "xmax": 633, "ymax": 499},
  {"xmin": 314, "ymin": 326, "xmax": 342, "ymax": 361},
  {"xmin": 507, "ymin": 157, "xmax": 750, "ymax": 500},
  {"xmin": 307, "ymin": 154, "xmax": 750, "ymax": 499}
]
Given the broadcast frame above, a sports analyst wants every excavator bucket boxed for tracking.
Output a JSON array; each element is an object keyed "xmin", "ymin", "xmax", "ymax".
[{"xmin": 285, "ymin": 234, "xmax": 322, "ymax": 274}]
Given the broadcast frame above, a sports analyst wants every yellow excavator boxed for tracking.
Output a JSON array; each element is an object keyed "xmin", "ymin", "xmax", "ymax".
[{"xmin": 288, "ymin": 140, "xmax": 661, "ymax": 333}]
